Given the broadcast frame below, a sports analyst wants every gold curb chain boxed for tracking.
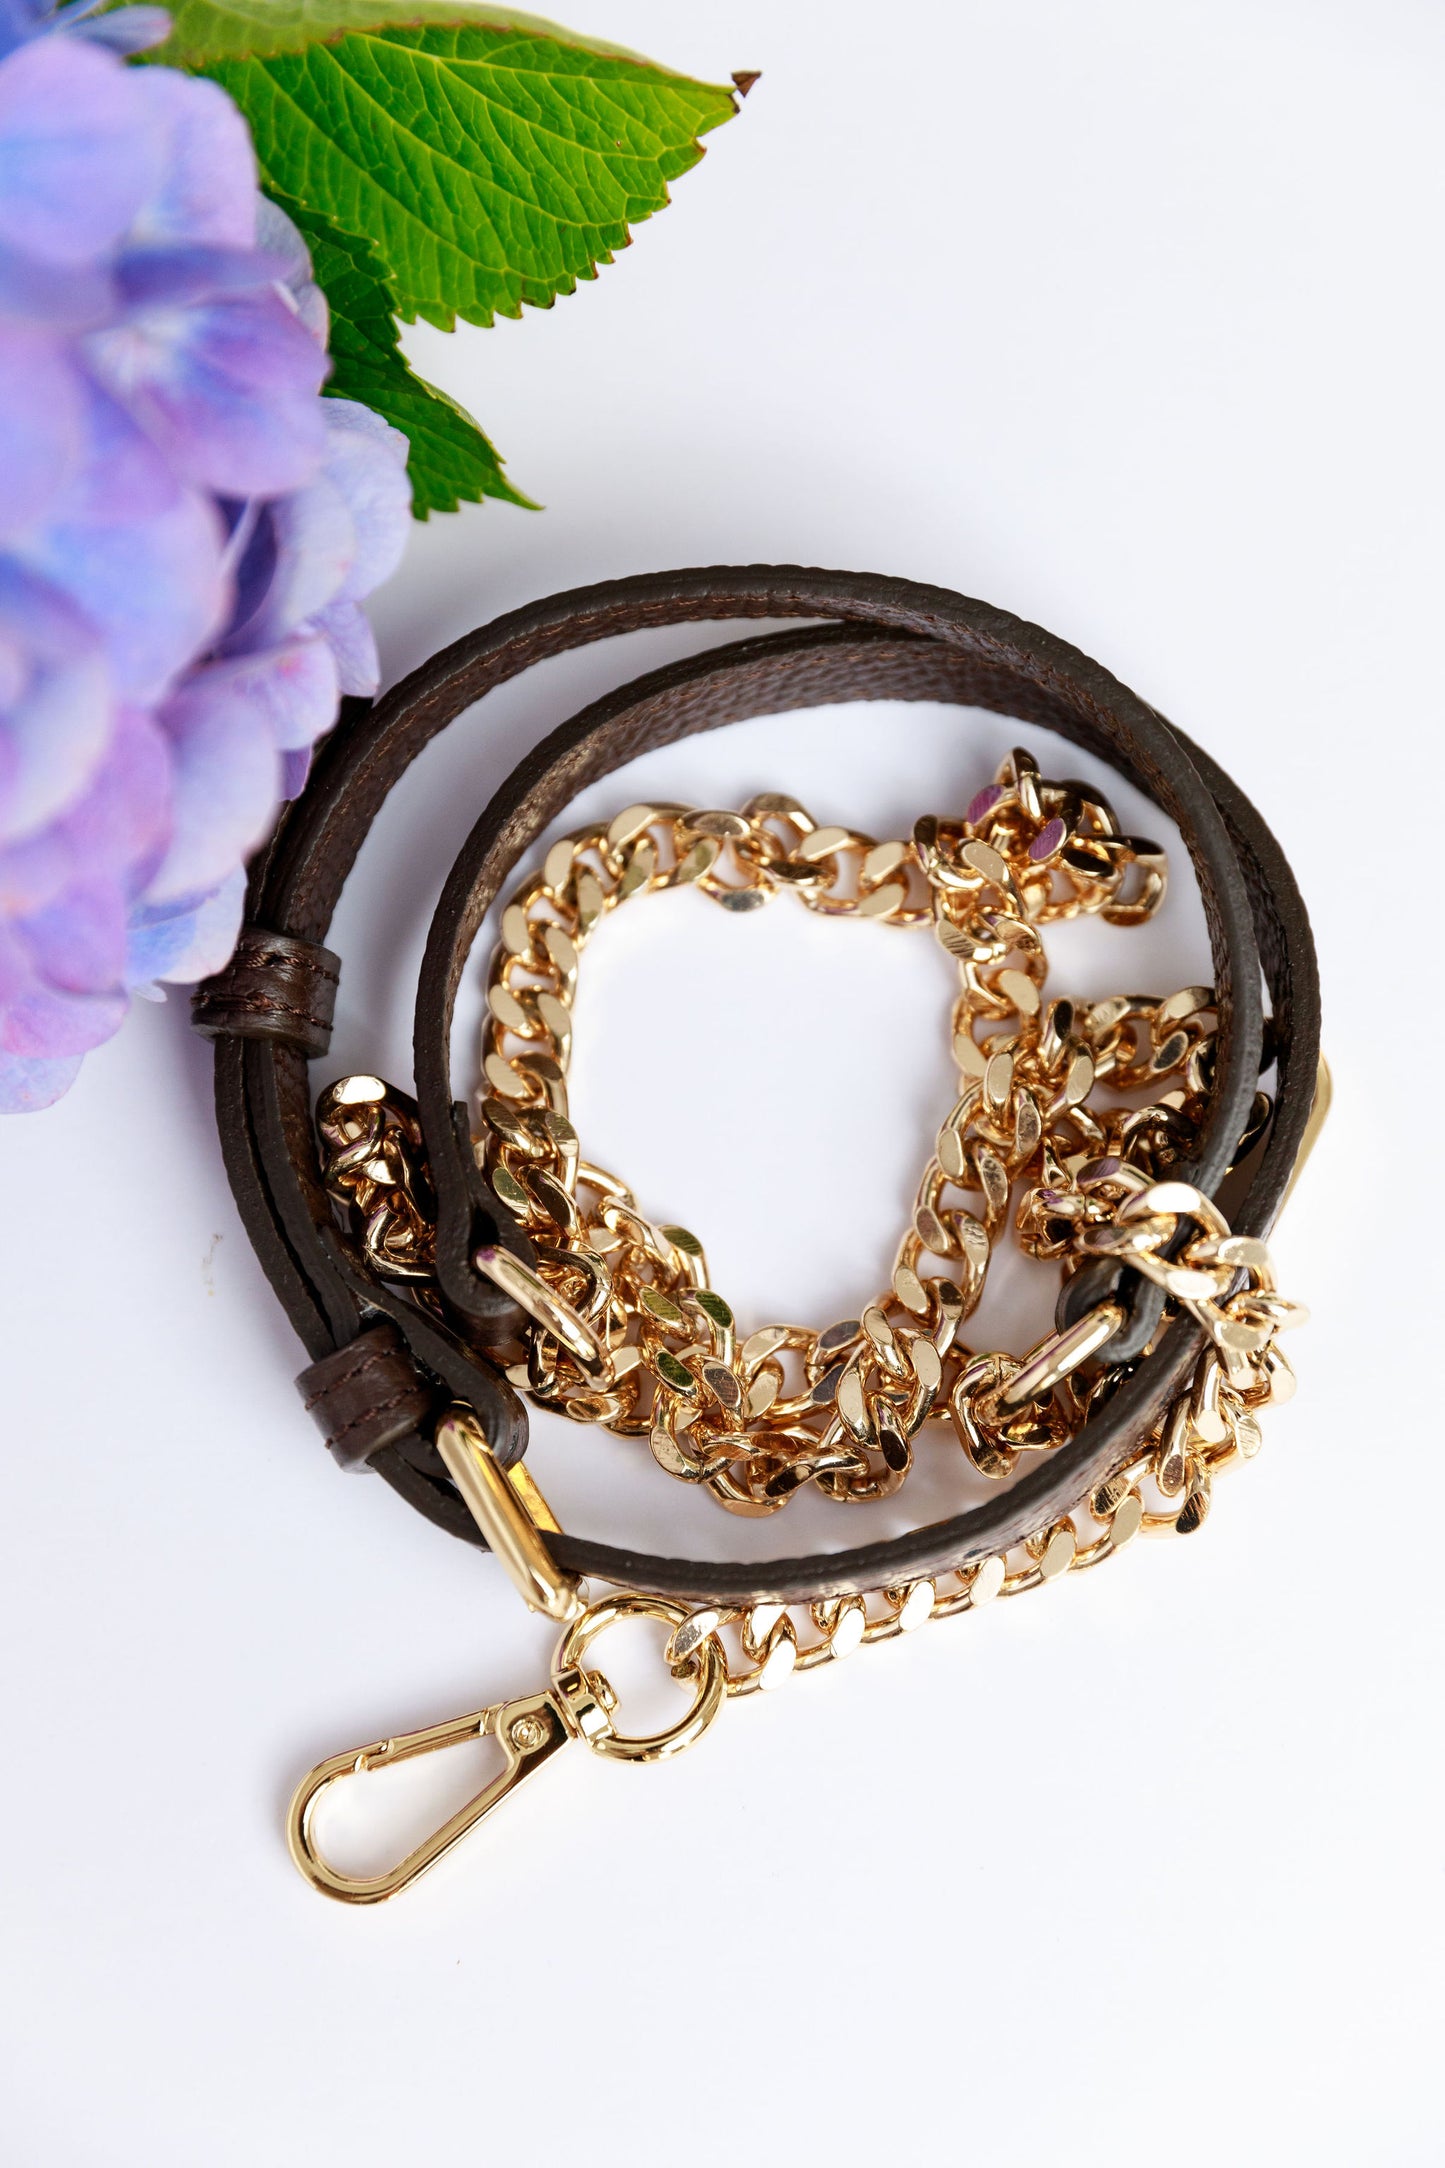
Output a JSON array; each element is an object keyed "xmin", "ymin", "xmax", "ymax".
[
  {"xmin": 323, "ymin": 747, "xmax": 1272, "ymax": 1515},
  {"xmin": 469, "ymin": 749, "xmax": 1245, "ymax": 1512}
]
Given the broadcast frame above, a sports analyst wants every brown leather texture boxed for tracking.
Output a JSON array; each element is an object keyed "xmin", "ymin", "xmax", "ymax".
[
  {"xmin": 192, "ymin": 925, "xmax": 340, "ymax": 1058},
  {"xmin": 296, "ymin": 1321, "xmax": 435, "ymax": 1471},
  {"xmin": 202, "ymin": 570, "xmax": 1319, "ymax": 1606}
]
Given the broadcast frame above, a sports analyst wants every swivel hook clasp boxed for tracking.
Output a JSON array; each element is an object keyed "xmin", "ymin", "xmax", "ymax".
[
  {"xmin": 287, "ymin": 1672, "xmax": 604, "ymax": 1905},
  {"xmin": 286, "ymin": 1595, "xmax": 727, "ymax": 1903}
]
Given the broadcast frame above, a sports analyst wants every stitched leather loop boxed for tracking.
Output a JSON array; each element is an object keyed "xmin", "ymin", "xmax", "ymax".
[
  {"xmin": 297, "ymin": 1320, "xmax": 433, "ymax": 1471},
  {"xmin": 192, "ymin": 925, "xmax": 340, "ymax": 1057}
]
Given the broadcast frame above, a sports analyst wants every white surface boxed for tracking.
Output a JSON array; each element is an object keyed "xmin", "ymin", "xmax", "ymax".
[{"xmin": 3, "ymin": 3, "xmax": 1442, "ymax": 2161}]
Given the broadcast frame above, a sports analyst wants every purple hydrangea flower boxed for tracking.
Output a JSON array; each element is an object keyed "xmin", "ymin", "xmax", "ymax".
[{"xmin": 0, "ymin": 20, "xmax": 411, "ymax": 1112}]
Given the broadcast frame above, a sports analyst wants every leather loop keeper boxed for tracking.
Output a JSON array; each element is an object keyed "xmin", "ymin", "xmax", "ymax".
[
  {"xmin": 192, "ymin": 925, "xmax": 340, "ymax": 1057},
  {"xmin": 297, "ymin": 1321, "xmax": 434, "ymax": 1472}
]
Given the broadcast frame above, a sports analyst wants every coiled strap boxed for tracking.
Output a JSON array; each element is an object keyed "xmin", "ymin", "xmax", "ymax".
[{"xmin": 202, "ymin": 569, "xmax": 1318, "ymax": 1602}]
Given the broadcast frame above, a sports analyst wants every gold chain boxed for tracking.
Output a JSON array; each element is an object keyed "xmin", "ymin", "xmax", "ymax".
[
  {"xmin": 673, "ymin": 1173, "xmax": 1306, "ymax": 1694},
  {"xmin": 452, "ymin": 744, "xmax": 1267, "ymax": 1513},
  {"xmin": 317, "ymin": 749, "xmax": 1277, "ymax": 1513}
]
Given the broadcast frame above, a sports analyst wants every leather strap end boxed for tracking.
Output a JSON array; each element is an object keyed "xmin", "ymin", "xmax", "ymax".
[
  {"xmin": 1055, "ymin": 1257, "xmax": 1166, "ymax": 1363},
  {"xmin": 192, "ymin": 925, "xmax": 340, "ymax": 1058},
  {"xmin": 429, "ymin": 1100, "xmax": 535, "ymax": 1348},
  {"xmin": 296, "ymin": 1321, "xmax": 434, "ymax": 1471}
]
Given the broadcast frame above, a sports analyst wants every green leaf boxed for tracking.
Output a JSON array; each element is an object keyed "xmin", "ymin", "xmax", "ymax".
[
  {"xmin": 283, "ymin": 196, "xmax": 538, "ymax": 516},
  {"xmin": 153, "ymin": 0, "xmax": 646, "ymax": 67},
  {"xmin": 163, "ymin": 12, "xmax": 740, "ymax": 335},
  {"xmin": 125, "ymin": 3, "xmax": 745, "ymax": 517}
]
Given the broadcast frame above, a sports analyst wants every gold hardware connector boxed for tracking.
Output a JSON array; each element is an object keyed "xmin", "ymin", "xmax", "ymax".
[
  {"xmin": 287, "ymin": 1594, "xmax": 727, "ymax": 1903},
  {"xmin": 995, "ymin": 1301, "xmax": 1125, "ymax": 1410},
  {"xmin": 1282, "ymin": 1052, "xmax": 1332, "ymax": 1206},
  {"xmin": 472, "ymin": 1243, "xmax": 613, "ymax": 1383},
  {"xmin": 434, "ymin": 1405, "xmax": 583, "ymax": 1623}
]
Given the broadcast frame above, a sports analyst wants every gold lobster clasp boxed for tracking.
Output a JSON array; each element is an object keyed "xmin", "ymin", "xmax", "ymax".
[{"xmin": 286, "ymin": 1595, "xmax": 727, "ymax": 1903}]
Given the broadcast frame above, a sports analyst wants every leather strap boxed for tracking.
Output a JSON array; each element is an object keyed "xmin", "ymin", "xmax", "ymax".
[
  {"xmin": 201, "ymin": 569, "xmax": 1318, "ymax": 1605},
  {"xmin": 192, "ymin": 925, "xmax": 340, "ymax": 1058},
  {"xmin": 296, "ymin": 1320, "xmax": 433, "ymax": 1471}
]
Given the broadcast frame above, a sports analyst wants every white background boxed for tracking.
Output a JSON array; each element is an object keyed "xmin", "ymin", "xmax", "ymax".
[{"xmin": 3, "ymin": 2, "xmax": 1442, "ymax": 2161}]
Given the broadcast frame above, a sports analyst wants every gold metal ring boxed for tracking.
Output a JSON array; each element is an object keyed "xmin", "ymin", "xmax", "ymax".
[
  {"xmin": 557, "ymin": 1594, "xmax": 726, "ymax": 1763},
  {"xmin": 473, "ymin": 1241, "xmax": 613, "ymax": 1383}
]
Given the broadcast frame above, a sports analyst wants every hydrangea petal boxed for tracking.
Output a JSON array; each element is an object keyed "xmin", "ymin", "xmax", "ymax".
[
  {"xmin": 254, "ymin": 197, "xmax": 312, "ymax": 297},
  {"xmin": 127, "ymin": 62, "xmax": 257, "ymax": 251},
  {"xmin": 0, "ymin": 240, "xmax": 113, "ymax": 325},
  {"xmin": 11, "ymin": 0, "xmax": 170, "ymax": 55},
  {"xmin": 21, "ymin": 389, "xmax": 228, "ymax": 702},
  {"xmin": 3, "ymin": 979, "xmax": 125, "ymax": 1056},
  {"xmin": 319, "ymin": 398, "xmax": 412, "ymax": 604},
  {"xmin": 239, "ymin": 471, "xmax": 356, "ymax": 647},
  {"xmin": 0, "ymin": 1049, "xmax": 83, "ymax": 1114},
  {"xmin": 255, "ymin": 198, "xmax": 328, "ymax": 344},
  {"xmin": 212, "ymin": 634, "xmax": 339, "ymax": 752},
  {"xmin": 0, "ymin": 913, "xmax": 27, "ymax": 1003},
  {"xmin": 280, "ymin": 745, "xmax": 312, "ymax": 798},
  {"xmin": 19, "ymin": 873, "xmax": 125, "ymax": 992},
  {"xmin": 0, "ymin": 824, "xmax": 69, "ymax": 916},
  {"xmin": 128, "ymin": 862, "xmax": 244, "ymax": 987},
  {"xmin": 70, "ymin": 6, "xmax": 171, "ymax": 56},
  {"xmin": 0, "ymin": 38, "xmax": 160, "ymax": 265},
  {"xmin": 0, "ymin": 559, "xmax": 114, "ymax": 843},
  {"xmin": 0, "ymin": 325, "xmax": 84, "ymax": 538},
  {"xmin": 0, "ymin": 2, "xmax": 49, "ymax": 61},
  {"xmin": 56, "ymin": 377, "xmax": 184, "ymax": 522},
  {"xmin": 309, "ymin": 598, "xmax": 379, "ymax": 697},
  {"xmin": 220, "ymin": 406, "xmax": 407, "ymax": 664},
  {"xmin": 116, "ymin": 245, "xmax": 287, "ymax": 311},
  {"xmin": 146, "ymin": 661, "xmax": 283, "ymax": 903},
  {"xmin": 83, "ymin": 287, "xmax": 329, "ymax": 496},
  {"xmin": 52, "ymin": 704, "xmax": 171, "ymax": 893}
]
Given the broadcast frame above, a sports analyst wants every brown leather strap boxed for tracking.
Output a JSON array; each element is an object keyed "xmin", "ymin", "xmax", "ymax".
[
  {"xmin": 192, "ymin": 926, "xmax": 340, "ymax": 1057},
  {"xmin": 203, "ymin": 569, "xmax": 1319, "ymax": 1605},
  {"xmin": 297, "ymin": 1320, "xmax": 434, "ymax": 1471}
]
